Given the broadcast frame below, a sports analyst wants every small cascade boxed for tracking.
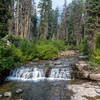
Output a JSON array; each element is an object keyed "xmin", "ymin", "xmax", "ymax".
[
  {"xmin": 6, "ymin": 65, "xmax": 73, "ymax": 81},
  {"xmin": 7, "ymin": 66, "xmax": 45, "ymax": 81},
  {"xmin": 48, "ymin": 68, "xmax": 72, "ymax": 80}
]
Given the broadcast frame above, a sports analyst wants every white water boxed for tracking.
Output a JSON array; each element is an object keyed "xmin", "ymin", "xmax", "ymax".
[
  {"xmin": 6, "ymin": 66, "xmax": 73, "ymax": 82},
  {"xmin": 7, "ymin": 67, "xmax": 45, "ymax": 82},
  {"xmin": 49, "ymin": 68, "xmax": 72, "ymax": 81}
]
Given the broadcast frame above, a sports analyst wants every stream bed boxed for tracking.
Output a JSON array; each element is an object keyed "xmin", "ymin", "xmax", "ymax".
[{"xmin": 0, "ymin": 56, "xmax": 100, "ymax": 100}]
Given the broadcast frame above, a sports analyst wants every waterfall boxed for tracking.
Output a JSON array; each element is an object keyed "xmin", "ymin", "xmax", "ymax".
[
  {"xmin": 6, "ymin": 66, "xmax": 45, "ymax": 81},
  {"xmin": 48, "ymin": 68, "xmax": 72, "ymax": 80},
  {"xmin": 6, "ymin": 66, "xmax": 73, "ymax": 82}
]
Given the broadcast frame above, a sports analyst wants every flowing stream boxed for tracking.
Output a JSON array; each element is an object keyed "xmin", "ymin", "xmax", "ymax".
[{"xmin": 1, "ymin": 56, "xmax": 100, "ymax": 100}]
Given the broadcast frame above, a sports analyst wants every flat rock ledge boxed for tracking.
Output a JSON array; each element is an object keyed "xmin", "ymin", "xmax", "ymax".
[
  {"xmin": 75, "ymin": 61, "xmax": 100, "ymax": 81},
  {"xmin": 68, "ymin": 82, "xmax": 100, "ymax": 100}
]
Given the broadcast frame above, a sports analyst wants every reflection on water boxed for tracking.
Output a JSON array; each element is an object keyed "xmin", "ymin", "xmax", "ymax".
[{"xmin": 0, "ymin": 81, "xmax": 73, "ymax": 100}]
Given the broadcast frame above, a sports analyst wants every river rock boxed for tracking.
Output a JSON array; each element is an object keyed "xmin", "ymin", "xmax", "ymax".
[
  {"xmin": 95, "ymin": 89, "xmax": 100, "ymax": 94},
  {"xmin": 4, "ymin": 92, "xmax": 12, "ymax": 97},
  {"xmin": 75, "ymin": 63, "xmax": 89, "ymax": 79},
  {"xmin": 0, "ymin": 94, "xmax": 3, "ymax": 98},
  {"xmin": 54, "ymin": 62, "xmax": 62, "ymax": 65},
  {"xmin": 16, "ymin": 89, "xmax": 23, "ymax": 94},
  {"xmin": 68, "ymin": 82, "xmax": 100, "ymax": 100},
  {"xmin": 78, "ymin": 55, "xmax": 89, "ymax": 60},
  {"xmin": 89, "ymin": 74, "xmax": 100, "ymax": 81},
  {"xmin": 45, "ymin": 67, "xmax": 51, "ymax": 77}
]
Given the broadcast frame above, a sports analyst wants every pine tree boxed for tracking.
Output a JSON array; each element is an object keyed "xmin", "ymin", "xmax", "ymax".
[
  {"xmin": 86, "ymin": 0, "xmax": 100, "ymax": 49},
  {"xmin": 60, "ymin": 0, "xmax": 68, "ymax": 41},
  {"xmin": 52, "ymin": 8, "xmax": 59, "ymax": 40},
  {"xmin": 38, "ymin": 0, "xmax": 52, "ymax": 39},
  {"xmin": 0, "ymin": 0, "xmax": 11, "ymax": 38}
]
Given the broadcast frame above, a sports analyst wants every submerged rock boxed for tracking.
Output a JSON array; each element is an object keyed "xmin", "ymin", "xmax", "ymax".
[
  {"xmin": 16, "ymin": 89, "xmax": 23, "ymax": 94},
  {"xmin": 54, "ymin": 62, "xmax": 62, "ymax": 65},
  {"xmin": 4, "ymin": 92, "xmax": 12, "ymax": 97},
  {"xmin": 0, "ymin": 94, "xmax": 3, "ymax": 98}
]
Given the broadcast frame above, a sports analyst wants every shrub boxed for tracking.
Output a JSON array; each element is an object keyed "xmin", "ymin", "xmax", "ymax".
[
  {"xmin": 96, "ymin": 34, "xmax": 100, "ymax": 49},
  {"xmin": 0, "ymin": 37, "xmax": 66, "ymax": 73},
  {"xmin": 79, "ymin": 37, "xmax": 88, "ymax": 55},
  {"xmin": 12, "ymin": 47, "xmax": 23, "ymax": 62},
  {"xmin": 90, "ymin": 49, "xmax": 100, "ymax": 64},
  {"xmin": 51, "ymin": 40, "xmax": 66, "ymax": 51},
  {"xmin": 66, "ymin": 45, "xmax": 79, "ymax": 50},
  {"xmin": 0, "ymin": 40, "xmax": 21, "ymax": 72},
  {"xmin": 38, "ymin": 40, "xmax": 66, "ymax": 51},
  {"xmin": 19, "ymin": 39, "xmax": 38, "ymax": 60},
  {"xmin": 8, "ymin": 34, "xmax": 21, "ymax": 47},
  {"xmin": 37, "ymin": 44, "xmax": 59, "ymax": 60}
]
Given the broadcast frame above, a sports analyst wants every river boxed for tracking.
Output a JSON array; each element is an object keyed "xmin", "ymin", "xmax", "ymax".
[{"xmin": 0, "ymin": 55, "xmax": 100, "ymax": 100}]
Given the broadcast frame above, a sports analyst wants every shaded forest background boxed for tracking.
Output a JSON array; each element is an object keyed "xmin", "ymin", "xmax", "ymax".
[
  {"xmin": 1, "ymin": 0, "xmax": 100, "ymax": 46},
  {"xmin": 0, "ymin": 0, "xmax": 100, "ymax": 75}
]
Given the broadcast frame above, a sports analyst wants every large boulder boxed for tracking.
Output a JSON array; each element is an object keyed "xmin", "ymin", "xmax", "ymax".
[
  {"xmin": 54, "ymin": 62, "xmax": 62, "ymax": 65},
  {"xmin": 16, "ymin": 89, "xmax": 23, "ymax": 94},
  {"xmin": 89, "ymin": 74, "xmax": 100, "ymax": 81},
  {"xmin": 76, "ymin": 61, "xmax": 100, "ymax": 81},
  {"xmin": 75, "ymin": 62, "xmax": 89, "ymax": 79},
  {"xmin": 4, "ymin": 92, "xmax": 12, "ymax": 97}
]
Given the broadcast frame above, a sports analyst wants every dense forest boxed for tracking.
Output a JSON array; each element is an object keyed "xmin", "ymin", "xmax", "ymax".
[
  {"xmin": 0, "ymin": 0, "xmax": 100, "ymax": 74},
  {"xmin": 0, "ymin": 0, "xmax": 100, "ymax": 100}
]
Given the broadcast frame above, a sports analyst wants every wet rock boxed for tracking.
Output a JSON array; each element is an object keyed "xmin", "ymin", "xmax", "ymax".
[
  {"xmin": 95, "ymin": 89, "xmax": 100, "ymax": 94},
  {"xmin": 0, "ymin": 94, "xmax": 3, "ymax": 98},
  {"xmin": 78, "ymin": 55, "xmax": 89, "ymax": 60},
  {"xmin": 45, "ymin": 67, "xmax": 51, "ymax": 77},
  {"xmin": 16, "ymin": 89, "xmax": 23, "ymax": 94},
  {"xmin": 54, "ymin": 62, "xmax": 62, "ymax": 65},
  {"xmin": 89, "ymin": 74, "xmax": 100, "ymax": 81},
  {"xmin": 4, "ymin": 92, "xmax": 12, "ymax": 97},
  {"xmin": 75, "ymin": 63, "xmax": 89, "ymax": 79}
]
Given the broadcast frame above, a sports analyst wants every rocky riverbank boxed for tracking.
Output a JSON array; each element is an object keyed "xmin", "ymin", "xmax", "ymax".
[
  {"xmin": 0, "ymin": 50, "xmax": 100, "ymax": 100},
  {"xmin": 68, "ymin": 81, "xmax": 100, "ymax": 100},
  {"xmin": 75, "ymin": 60, "xmax": 100, "ymax": 81}
]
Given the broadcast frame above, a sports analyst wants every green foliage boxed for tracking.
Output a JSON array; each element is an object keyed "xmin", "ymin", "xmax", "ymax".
[
  {"xmin": 0, "ymin": 0, "xmax": 11, "ymax": 38},
  {"xmin": 96, "ymin": 34, "xmax": 100, "ymax": 49},
  {"xmin": 0, "ymin": 34, "xmax": 66, "ymax": 74},
  {"xmin": 90, "ymin": 49, "xmax": 100, "ymax": 65},
  {"xmin": 38, "ymin": 40, "xmax": 66, "ymax": 51},
  {"xmin": 18, "ymin": 39, "xmax": 38, "ymax": 60},
  {"xmin": 51, "ymin": 40, "xmax": 66, "ymax": 51},
  {"xmin": 79, "ymin": 37, "xmax": 88, "ymax": 55},
  {"xmin": 37, "ymin": 44, "xmax": 58, "ymax": 60},
  {"xmin": 8, "ymin": 34, "xmax": 21, "ymax": 47},
  {"xmin": 89, "ymin": 34, "xmax": 100, "ymax": 65},
  {"xmin": 0, "ymin": 40, "xmax": 21, "ymax": 72},
  {"xmin": 36, "ymin": 40, "xmax": 66, "ymax": 59}
]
